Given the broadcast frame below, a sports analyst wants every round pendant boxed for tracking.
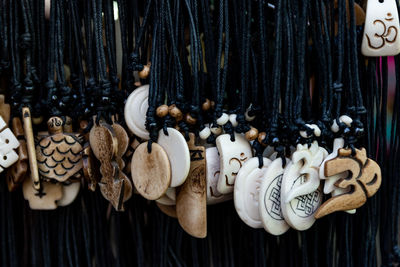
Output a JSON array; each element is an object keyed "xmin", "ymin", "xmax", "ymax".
[
  {"xmin": 124, "ymin": 85, "xmax": 150, "ymax": 140},
  {"xmin": 234, "ymin": 157, "xmax": 271, "ymax": 228},
  {"xmin": 157, "ymin": 128, "xmax": 190, "ymax": 187},
  {"xmin": 131, "ymin": 142, "xmax": 171, "ymax": 200},
  {"xmin": 216, "ymin": 133, "xmax": 252, "ymax": 194},
  {"xmin": 206, "ymin": 147, "xmax": 232, "ymax": 205},
  {"xmin": 280, "ymin": 141, "xmax": 327, "ymax": 231},
  {"xmin": 58, "ymin": 181, "xmax": 81, "ymax": 206},
  {"xmin": 156, "ymin": 187, "xmax": 176, "ymax": 205},
  {"xmin": 259, "ymin": 157, "xmax": 290, "ymax": 235}
]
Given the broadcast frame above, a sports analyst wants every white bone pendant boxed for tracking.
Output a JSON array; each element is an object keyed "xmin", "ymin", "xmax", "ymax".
[
  {"xmin": 216, "ymin": 134, "xmax": 252, "ymax": 194},
  {"xmin": 57, "ymin": 181, "xmax": 81, "ymax": 207},
  {"xmin": 259, "ymin": 157, "xmax": 291, "ymax": 236},
  {"xmin": 206, "ymin": 147, "xmax": 232, "ymax": 205},
  {"xmin": 319, "ymin": 138, "xmax": 356, "ymax": 214},
  {"xmin": 0, "ymin": 116, "xmax": 19, "ymax": 172},
  {"xmin": 361, "ymin": 0, "xmax": 400, "ymax": 56},
  {"xmin": 234, "ymin": 157, "xmax": 271, "ymax": 228},
  {"xmin": 281, "ymin": 141, "xmax": 327, "ymax": 231}
]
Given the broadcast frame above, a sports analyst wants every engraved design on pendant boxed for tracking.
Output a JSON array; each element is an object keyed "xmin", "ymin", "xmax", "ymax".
[
  {"xmin": 265, "ymin": 174, "xmax": 284, "ymax": 220},
  {"xmin": 0, "ymin": 116, "xmax": 20, "ymax": 172},
  {"xmin": 289, "ymin": 174, "xmax": 321, "ymax": 218}
]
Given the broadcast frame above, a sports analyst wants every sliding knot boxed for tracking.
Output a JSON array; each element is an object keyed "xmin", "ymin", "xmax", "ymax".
[
  {"xmin": 332, "ymin": 82, "xmax": 343, "ymax": 93},
  {"xmin": 19, "ymin": 33, "xmax": 32, "ymax": 50}
]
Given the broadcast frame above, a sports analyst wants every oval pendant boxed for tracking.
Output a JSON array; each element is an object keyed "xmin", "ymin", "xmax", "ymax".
[
  {"xmin": 206, "ymin": 147, "xmax": 231, "ymax": 205},
  {"xmin": 258, "ymin": 157, "xmax": 290, "ymax": 235},
  {"xmin": 234, "ymin": 157, "xmax": 271, "ymax": 228},
  {"xmin": 131, "ymin": 142, "xmax": 171, "ymax": 200},
  {"xmin": 157, "ymin": 128, "xmax": 190, "ymax": 187},
  {"xmin": 124, "ymin": 85, "xmax": 150, "ymax": 140},
  {"xmin": 216, "ymin": 133, "xmax": 252, "ymax": 194},
  {"xmin": 280, "ymin": 141, "xmax": 327, "ymax": 230},
  {"xmin": 57, "ymin": 181, "xmax": 81, "ymax": 206}
]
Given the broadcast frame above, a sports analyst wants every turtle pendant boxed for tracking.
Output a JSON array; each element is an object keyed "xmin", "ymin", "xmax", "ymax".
[{"xmin": 36, "ymin": 117, "xmax": 83, "ymax": 183}]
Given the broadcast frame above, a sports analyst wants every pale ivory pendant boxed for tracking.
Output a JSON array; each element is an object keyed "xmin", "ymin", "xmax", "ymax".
[
  {"xmin": 0, "ymin": 115, "xmax": 19, "ymax": 173},
  {"xmin": 259, "ymin": 157, "xmax": 290, "ymax": 236},
  {"xmin": 361, "ymin": 0, "xmax": 400, "ymax": 56},
  {"xmin": 216, "ymin": 133, "xmax": 252, "ymax": 194},
  {"xmin": 157, "ymin": 128, "xmax": 190, "ymax": 187},
  {"xmin": 156, "ymin": 187, "xmax": 176, "ymax": 205},
  {"xmin": 124, "ymin": 85, "xmax": 150, "ymax": 140},
  {"xmin": 319, "ymin": 138, "xmax": 355, "ymax": 214},
  {"xmin": 57, "ymin": 181, "xmax": 81, "ymax": 207},
  {"xmin": 280, "ymin": 141, "xmax": 327, "ymax": 231},
  {"xmin": 23, "ymin": 177, "xmax": 62, "ymax": 210},
  {"xmin": 234, "ymin": 157, "xmax": 271, "ymax": 228},
  {"xmin": 206, "ymin": 147, "xmax": 232, "ymax": 205}
]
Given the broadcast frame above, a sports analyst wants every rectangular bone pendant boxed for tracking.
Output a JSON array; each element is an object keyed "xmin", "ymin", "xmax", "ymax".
[{"xmin": 361, "ymin": 0, "xmax": 400, "ymax": 56}]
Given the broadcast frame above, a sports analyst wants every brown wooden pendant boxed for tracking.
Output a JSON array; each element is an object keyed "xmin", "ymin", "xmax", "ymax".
[
  {"xmin": 315, "ymin": 147, "xmax": 381, "ymax": 219},
  {"xmin": 89, "ymin": 121, "xmax": 126, "ymax": 211},
  {"xmin": 157, "ymin": 203, "xmax": 177, "ymax": 218},
  {"xmin": 22, "ymin": 107, "xmax": 40, "ymax": 190},
  {"xmin": 6, "ymin": 117, "xmax": 28, "ymax": 191},
  {"xmin": 176, "ymin": 133, "xmax": 207, "ymax": 238},
  {"xmin": 36, "ymin": 117, "xmax": 83, "ymax": 182},
  {"xmin": 131, "ymin": 142, "xmax": 171, "ymax": 200}
]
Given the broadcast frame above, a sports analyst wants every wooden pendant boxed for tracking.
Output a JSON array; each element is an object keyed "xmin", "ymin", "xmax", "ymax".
[
  {"xmin": 315, "ymin": 148, "xmax": 381, "ymax": 219},
  {"xmin": 23, "ymin": 176, "xmax": 62, "ymax": 210},
  {"xmin": 6, "ymin": 117, "xmax": 28, "ymax": 191},
  {"xmin": 176, "ymin": 133, "xmax": 207, "ymax": 238},
  {"xmin": 82, "ymin": 143, "xmax": 99, "ymax": 191},
  {"xmin": 216, "ymin": 133, "xmax": 252, "ymax": 194},
  {"xmin": 280, "ymin": 141, "xmax": 327, "ymax": 231},
  {"xmin": 156, "ymin": 187, "xmax": 176, "ymax": 205},
  {"xmin": 361, "ymin": 0, "xmax": 400, "ymax": 56},
  {"xmin": 157, "ymin": 203, "xmax": 177, "ymax": 218},
  {"xmin": 22, "ymin": 107, "xmax": 40, "ymax": 190},
  {"xmin": 89, "ymin": 121, "xmax": 126, "ymax": 211},
  {"xmin": 57, "ymin": 180, "xmax": 81, "ymax": 206},
  {"xmin": 112, "ymin": 121, "xmax": 132, "ymax": 202},
  {"xmin": 36, "ymin": 117, "xmax": 83, "ymax": 182},
  {"xmin": 234, "ymin": 157, "xmax": 271, "ymax": 229},
  {"xmin": 131, "ymin": 142, "xmax": 171, "ymax": 200}
]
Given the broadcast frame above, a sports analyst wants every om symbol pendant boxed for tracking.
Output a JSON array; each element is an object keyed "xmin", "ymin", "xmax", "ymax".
[{"xmin": 362, "ymin": 0, "xmax": 400, "ymax": 56}]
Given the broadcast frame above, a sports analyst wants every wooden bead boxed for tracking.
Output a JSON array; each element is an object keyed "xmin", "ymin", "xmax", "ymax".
[
  {"xmin": 156, "ymin": 105, "xmax": 169, "ymax": 118},
  {"xmin": 185, "ymin": 113, "xmax": 197, "ymax": 125},
  {"xmin": 245, "ymin": 127, "xmax": 259, "ymax": 141},
  {"xmin": 169, "ymin": 105, "xmax": 183, "ymax": 121},
  {"xmin": 258, "ymin": 132, "xmax": 267, "ymax": 145},
  {"xmin": 139, "ymin": 64, "xmax": 150, "ymax": 79},
  {"xmin": 202, "ymin": 99, "xmax": 211, "ymax": 111}
]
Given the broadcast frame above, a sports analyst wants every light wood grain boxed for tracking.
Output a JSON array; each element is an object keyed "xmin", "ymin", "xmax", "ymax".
[{"xmin": 157, "ymin": 203, "xmax": 177, "ymax": 218}]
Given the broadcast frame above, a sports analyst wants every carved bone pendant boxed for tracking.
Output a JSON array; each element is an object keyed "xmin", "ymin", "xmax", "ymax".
[
  {"xmin": 361, "ymin": 0, "xmax": 400, "ymax": 56},
  {"xmin": 36, "ymin": 117, "xmax": 83, "ymax": 182},
  {"xmin": 315, "ymin": 148, "xmax": 381, "ymax": 219}
]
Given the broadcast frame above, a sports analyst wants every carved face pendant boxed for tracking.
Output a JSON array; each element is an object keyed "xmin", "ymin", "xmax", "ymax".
[
  {"xmin": 124, "ymin": 85, "xmax": 150, "ymax": 140},
  {"xmin": 258, "ymin": 157, "xmax": 291, "ymax": 235},
  {"xmin": 361, "ymin": 0, "xmax": 400, "ymax": 56},
  {"xmin": 205, "ymin": 147, "xmax": 232, "ymax": 205},
  {"xmin": 280, "ymin": 141, "xmax": 327, "ymax": 231},
  {"xmin": 216, "ymin": 133, "xmax": 252, "ymax": 194},
  {"xmin": 234, "ymin": 157, "xmax": 271, "ymax": 228},
  {"xmin": 36, "ymin": 117, "xmax": 83, "ymax": 183},
  {"xmin": 315, "ymin": 147, "xmax": 381, "ymax": 218}
]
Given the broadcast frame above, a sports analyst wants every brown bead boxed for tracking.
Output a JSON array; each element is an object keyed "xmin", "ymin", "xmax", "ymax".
[
  {"xmin": 156, "ymin": 105, "xmax": 169, "ymax": 118},
  {"xmin": 185, "ymin": 113, "xmax": 197, "ymax": 125},
  {"xmin": 202, "ymin": 99, "xmax": 211, "ymax": 111},
  {"xmin": 32, "ymin": 116, "xmax": 43, "ymax": 125},
  {"xmin": 138, "ymin": 64, "xmax": 150, "ymax": 79},
  {"xmin": 169, "ymin": 105, "xmax": 183, "ymax": 121},
  {"xmin": 210, "ymin": 101, "xmax": 215, "ymax": 109},
  {"xmin": 245, "ymin": 127, "xmax": 259, "ymax": 141},
  {"xmin": 258, "ymin": 132, "xmax": 267, "ymax": 145}
]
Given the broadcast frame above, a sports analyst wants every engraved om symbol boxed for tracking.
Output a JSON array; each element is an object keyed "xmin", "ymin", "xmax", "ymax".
[{"xmin": 366, "ymin": 18, "xmax": 398, "ymax": 49}]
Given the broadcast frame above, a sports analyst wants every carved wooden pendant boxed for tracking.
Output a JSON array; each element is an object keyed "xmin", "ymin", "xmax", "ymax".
[
  {"xmin": 22, "ymin": 107, "xmax": 40, "ymax": 190},
  {"xmin": 234, "ymin": 157, "xmax": 271, "ymax": 229},
  {"xmin": 23, "ymin": 176, "xmax": 62, "ymax": 210},
  {"xmin": 280, "ymin": 141, "xmax": 327, "ymax": 231},
  {"xmin": 131, "ymin": 142, "xmax": 171, "ymax": 200},
  {"xmin": 216, "ymin": 133, "xmax": 252, "ymax": 194},
  {"xmin": 36, "ymin": 117, "xmax": 83, "ymax": 182},
  {"xmin": 176, "ymin": 133, "xmax": 207, "ymax": 238},
  {"xmin": 57, "ymin": 180, "xmax": 81, "ymax": 207},
  {"xmin": 315, "ymin": 148, "xmax": 381, "ymax": 219},
  {"xmin": 157, "ymin": 203, "xmax": 177, "ymax": 218},
  {"xmin": 89, "ymin": 121, "xmax": 126, "ymax": 211},
  {"xmin": 259, "ymin": 157, "xmax": 291, "ymax": 235},
  {"xmin": 82, "ymin": 143, "xmax": 99, "ymax": 191},
  {"xmin": 361, "ymin": 0, "xmax": 400, "ymax": 56},
  {"xmin": 6, "ymin": 117, "xmax": 28, "ymax": 191}
]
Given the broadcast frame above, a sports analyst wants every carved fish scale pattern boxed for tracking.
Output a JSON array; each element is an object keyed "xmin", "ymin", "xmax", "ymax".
[{"xmin": 36, "ymin": 133, "xmax": 83, "ymax": 182}]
